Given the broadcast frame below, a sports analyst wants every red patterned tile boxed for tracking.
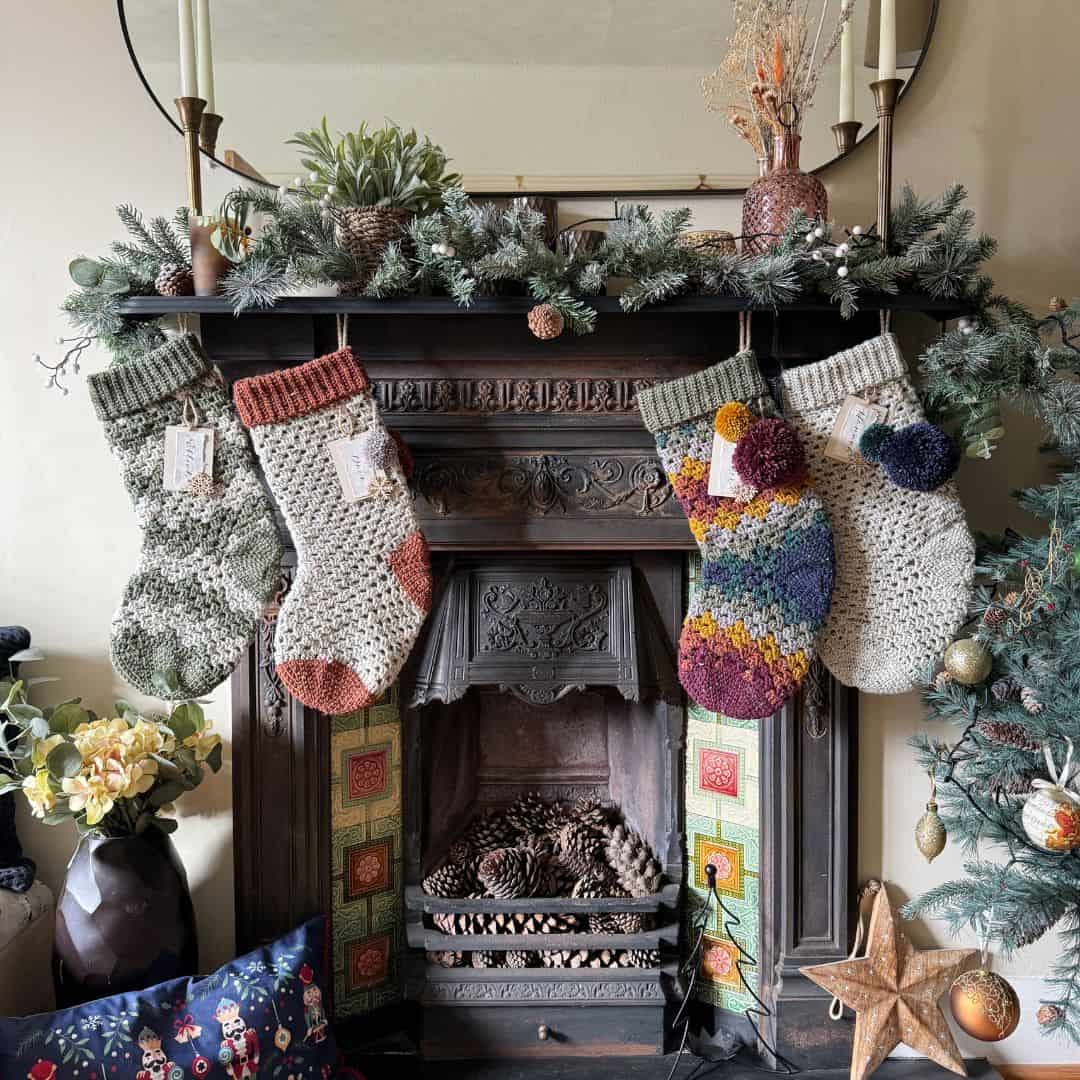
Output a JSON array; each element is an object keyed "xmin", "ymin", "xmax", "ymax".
[
  {"xmin": 699, "ymin": 747, "xmax": 739, "ymax": 797},
  {"xmin": 348, "ymin": 934, "xmax": 391, "ymax": 990},
  {"xmin": 344, "ymin": 837, "xmax": 394, "ymax": 900},
  {"xmin": 347, "ymin": 748, "xmax": 389, "ymax": 801}
]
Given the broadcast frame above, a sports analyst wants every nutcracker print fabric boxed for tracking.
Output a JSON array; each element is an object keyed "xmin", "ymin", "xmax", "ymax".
[{"xmin": 1, "ymin": 919, "xmax": 339, "ymax": 1079}]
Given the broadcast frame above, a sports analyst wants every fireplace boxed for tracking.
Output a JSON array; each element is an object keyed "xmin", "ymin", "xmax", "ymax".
[
  {"xmin": 403, "ymin": 556, "xmax": 683, "ymax": 1057},
  {"xmin": 207, "ymin": 301, "xmax": 874, "ymax": 1071}
]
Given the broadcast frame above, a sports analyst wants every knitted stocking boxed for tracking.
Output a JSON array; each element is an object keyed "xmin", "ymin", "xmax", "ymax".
[
  {"xmin": 780, "ymin": 334, "xmax": 974, "ymax": 694},
  {"xmin": 88, "ymin": 335, "xmax": 283, "ymax": 699},
  {"xmin": 233, "ymin": 348, "xmax": 431, "ymax": 714},
  {"xmin": 638, "ymin": 353, "xmax": 834, "ymax": 719}
]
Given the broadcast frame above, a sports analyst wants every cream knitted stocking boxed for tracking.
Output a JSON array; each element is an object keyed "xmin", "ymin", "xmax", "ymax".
[
  {"xmin": 780, "ymin": 334, "xmax": 975, "ymax": 694},
  {"xmin": 233, "ymin": 348, "xmax": 431, "ymax": 714}
]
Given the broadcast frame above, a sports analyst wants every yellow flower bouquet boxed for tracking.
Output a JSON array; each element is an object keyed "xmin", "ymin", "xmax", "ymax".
[{"xmin": 0, "ymin": 674, "xmax": 222, "ymax": 837}]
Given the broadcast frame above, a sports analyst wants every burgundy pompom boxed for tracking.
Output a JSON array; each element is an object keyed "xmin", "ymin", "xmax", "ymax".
[{"xmin": 733, "ymin": 418, "xmax": 806, "ymax": 489}]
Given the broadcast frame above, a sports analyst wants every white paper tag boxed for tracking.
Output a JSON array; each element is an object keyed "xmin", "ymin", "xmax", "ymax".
[
  {"xmin": 328, "ymin": 437, "xmax": 376, "ymax": 502},
  {"xmin": 824, "ymin": 395, "xmax": 888, "ymax": 463},
  {"xmin": 707, "ymin": 433, "xmax": 742, "ymax": 497},
  {"xmin": 164, "ymin": 426, "xmax": 215, "ymax": 491}
]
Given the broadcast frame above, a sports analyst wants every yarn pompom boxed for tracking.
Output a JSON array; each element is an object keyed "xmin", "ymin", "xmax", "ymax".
[
  {"xmin": 732, "ymin": 418, "xmax": 806, "ymax": 489},
  {"xmin": 714, "ymin": 401, "xmax": 756, "ymax": 443},
  {"xmin": 875, "ymin": 421, "xmax": 960, "ymax": 492},
  {"xmin": 358, "ymin": 428, "xmax": 397, "ymax": 471},
  {"xmin": 858, "ymin": 422, "xmax": 893, "ymax": 464}
]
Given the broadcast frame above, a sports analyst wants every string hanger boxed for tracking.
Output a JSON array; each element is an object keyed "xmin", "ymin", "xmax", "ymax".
[
  {"xmin": 738, "ymin": 309, "xmax": 753, "ymax": 354},
  {"xmin": 336, "ymin": 312, "xmax": 350, "ymax": 351},
  {"xmin": 829, "ymin": 879, "xmax": 882, "ymax": 1020}
]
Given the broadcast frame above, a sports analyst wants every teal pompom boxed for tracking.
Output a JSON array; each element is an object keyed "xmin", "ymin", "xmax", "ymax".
[{"xmin": 858, "ymin": 422, "xmax": 893, "ymax": 464}]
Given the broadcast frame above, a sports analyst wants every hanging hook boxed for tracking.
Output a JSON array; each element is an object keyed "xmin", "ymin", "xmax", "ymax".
[{"xmin": 336, "ymin": 312, "xmax": 350, "ymax": 351}]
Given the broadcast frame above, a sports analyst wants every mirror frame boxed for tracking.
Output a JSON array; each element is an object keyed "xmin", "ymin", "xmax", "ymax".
[{"xmin": 117, "ymin": 0, "xmax": 938, "ymax": 197}]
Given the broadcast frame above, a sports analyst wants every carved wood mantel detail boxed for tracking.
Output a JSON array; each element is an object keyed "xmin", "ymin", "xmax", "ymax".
[{"xmin": 373, "ymin": 376, "xmax": 654, "ymax": 414}]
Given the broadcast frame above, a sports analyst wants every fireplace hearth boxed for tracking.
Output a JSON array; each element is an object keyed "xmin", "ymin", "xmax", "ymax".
[{"xmin": 209, "ymin": 301, "xmax": 879, "ymax": 1070}]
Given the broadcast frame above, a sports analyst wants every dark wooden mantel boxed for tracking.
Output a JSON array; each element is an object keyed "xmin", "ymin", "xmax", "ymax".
[{"xmin": 175, "ymin": 295, "xmax": 957, "ymax": 1068}]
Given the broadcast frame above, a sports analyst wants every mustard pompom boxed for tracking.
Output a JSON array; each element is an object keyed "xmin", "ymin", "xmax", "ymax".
[{"xmin": 714, "ymin": 401, "xmax": 756, "ymax": 442}]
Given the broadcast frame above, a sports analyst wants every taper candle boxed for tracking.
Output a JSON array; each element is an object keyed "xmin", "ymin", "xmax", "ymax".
[
  {"xmin": 839, "ymin": 0, "xmax": 855, "ymax": 123},
  {"xmin": 878, "ymin": 0, "xmax": 897, "ymax": 80},
  {"xmin": 196, "ymin": 0, "xmax": 215, "ymax": 113},
  {"xmin": 177, "ymin": 0, "xmax": 196, "ymax": 98}
]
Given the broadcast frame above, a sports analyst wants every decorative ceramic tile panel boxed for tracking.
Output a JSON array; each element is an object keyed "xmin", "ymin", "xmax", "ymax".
[
  {"xmin": 329, "ymin": 685, "xmax": 404, "ymax": 1018},
  {"xmin": 685, "ymin": 556, "xmax": 761, "ymax": 1014}
]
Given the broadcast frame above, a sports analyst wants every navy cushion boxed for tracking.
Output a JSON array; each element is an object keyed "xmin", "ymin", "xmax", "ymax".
[{"xmin": 1, "ymin": 917, "xmax": 338, "ymax": 1079}]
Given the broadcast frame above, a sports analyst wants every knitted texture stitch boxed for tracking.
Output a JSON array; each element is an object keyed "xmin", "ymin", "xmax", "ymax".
[
  {"xmin": 88, "ymin": 334, "xmax": 283, "ymax": 699},
  {"xmin": 781, "ymin": 334, "xmax": 975, "ymax": 694},
  {"xmin": 638, "ymin": 352, "xmax": 834, "ymax": 719},
  {"xmin": 233, "ymin": 348, "xmax": 431, "ymax": 714}
]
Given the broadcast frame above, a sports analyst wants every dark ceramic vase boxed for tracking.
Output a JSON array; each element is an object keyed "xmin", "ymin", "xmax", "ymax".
[{"xmin": 54, "ymin": 830, "xmax": 198, "ymax": 1006}]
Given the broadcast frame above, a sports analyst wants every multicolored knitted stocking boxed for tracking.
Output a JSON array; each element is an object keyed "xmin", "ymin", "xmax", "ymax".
[
  {"xmin": 780, "ymin": 334, "xmax": 975, "ymax": 693},
  {"xmin": 233, "ymin": 348, "xmax": 431, "ymax": 714},
  {"xmin": 88, "ymin": 335, "xmax": 283, "ymax": 699},
  {"xmin": 638, "ymin": 353, "xmax": 834, "ymax": 719}
]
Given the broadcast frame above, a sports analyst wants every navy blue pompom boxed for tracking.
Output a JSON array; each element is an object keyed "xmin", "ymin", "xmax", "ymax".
[{"xmin": 877, "ymin": 421, "xmax": 959, "ymax": 492}]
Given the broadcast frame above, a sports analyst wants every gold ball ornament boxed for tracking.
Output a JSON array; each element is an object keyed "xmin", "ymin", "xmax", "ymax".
[
  {"xmin": 527, "ymin": 303, "xmax": 565, "ymax": 340},
  {"xmin": 950, "ymin": 969, "xmax": 1020, "ymax": 1042},
  {"xmin": 1021, "ymin": 784, "xmax": 1080, "ymax": 852},
  {"xmin": 943, "ymin": 638, "xmax": 993, "ymax": 685},
  {"xmin": 915, "ymin": 798, "xmax": 947, "ymax": 862}
]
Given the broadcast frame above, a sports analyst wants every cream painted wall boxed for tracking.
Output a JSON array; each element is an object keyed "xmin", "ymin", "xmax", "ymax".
[{"xmin": 2, "ymin": 0, "xmax": 1079, "ymax": 1035}]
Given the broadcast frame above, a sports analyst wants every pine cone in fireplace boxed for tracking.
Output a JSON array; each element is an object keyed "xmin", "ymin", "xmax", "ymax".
[
  {"xmin": 426, "ymin": 950, "xmax": 464, "ymax": 968},
  {"xmin": 618, "ymin": 949, "xmax": 661, "ymax": 968},
  {"xmin": 512, "ymin": 911, "xmax": 582, "ymax": 934},
  {"xmin": 556, "ymin": 821, "xmax": 605, "ymax": 878},
  {"xmin": 573, "ymin": 879, "xmax": 646, "ymax": 934},
  {"xmin": 422, "ymin": 861, "xmax": 476, "ymax": 898},
  {"xmin": 462, "ymin": 810, "xmax": 517, "ymax": 853},
  {"xmin": 505, "ymin": 792, "xmax": 565, "ymax": 837},
  {"xmin": 504, "ymin": 950, "xmax": 537, "ymax": 968},
  {"xmin": 478, "ymin": 847, "xmax": 542, "ymax": 899},
  {"xmin": 434, "ymin": 906, "xmax": 512, "ymax": 935},
  {"xmin": 604, "ymin": 824, "xmax": 664, "ymax": 896},
  {"xmin": 470, "ymin": 950, "xmax": 499, "ymax": 969},
  {"xmin": 572, "ymin": 797, "xmax": 611, "ymax": 832},
  {"xmin": 541, "ymin": 949, "xmax": 591, "ymax": 968}
]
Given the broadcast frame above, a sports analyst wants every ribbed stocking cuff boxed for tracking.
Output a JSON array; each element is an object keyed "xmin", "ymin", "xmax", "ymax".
[
  {"xmin": 88, "ymin": 334, "xmax": 209, "ymax": 420},
  {"xmin": 233, "ymin": 348, "xmax": 370, "ymax": 427},
  {"xmin": 637, "ymin": 351, "xmax": 766, "ymax": 432},
  {"xmin": 782, "ymin": 334, "xmax": 907, "ymax": 413}
]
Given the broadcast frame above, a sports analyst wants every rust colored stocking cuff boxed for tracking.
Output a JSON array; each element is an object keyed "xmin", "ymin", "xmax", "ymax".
[{"xmin": 232, "ymin": 347, "xmax": 370, "ymax": 427}]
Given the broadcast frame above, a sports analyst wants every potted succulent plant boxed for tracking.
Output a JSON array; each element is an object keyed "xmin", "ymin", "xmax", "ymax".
[
  {"xmin": 190, "ymin": 195, "xmax": 253, "ymax": 296},
  {"xmin": 288, "ymin": 118, "xmax": 459, "ymax": 289},
  {"xmin": 0, "ymin": 669, "xmax": 222, "ymax": 1004}
]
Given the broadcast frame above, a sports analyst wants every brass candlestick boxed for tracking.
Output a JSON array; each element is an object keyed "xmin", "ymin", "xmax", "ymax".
[
  {"xmin": 831, "ymin": 120, "xmax": 863, "ymax": 157},
  {"xmin": 199, "ymin": 112, "xmax": 223, "ymax": 159},
  {"xmin": 869, "ymin": 78, "xmax": 904, "ymax": 253},
  {"xmin": 174, "ymin": 96, "xmax": 207, "ymax": 214}
]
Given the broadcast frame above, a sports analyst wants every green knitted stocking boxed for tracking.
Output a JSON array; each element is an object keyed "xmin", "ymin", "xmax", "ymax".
[{"xmin": 88, "ymin": 335, "xmax": 283, "ymax": 699}]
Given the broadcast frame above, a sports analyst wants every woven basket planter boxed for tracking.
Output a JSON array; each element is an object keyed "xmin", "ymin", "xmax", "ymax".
[{"xmin": 337, "ymin": 206, "xmax": 414, "ymax": 292}]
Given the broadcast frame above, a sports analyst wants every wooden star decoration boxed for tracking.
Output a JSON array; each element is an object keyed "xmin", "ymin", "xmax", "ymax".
[{"xmin": 800, "ymin": 887, "xmax": 976, "ymax": 1080}]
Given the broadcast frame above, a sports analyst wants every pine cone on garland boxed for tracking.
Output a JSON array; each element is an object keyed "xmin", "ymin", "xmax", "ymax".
[
  {"xmin": 527, "ymin": 303, "xmax": 565, "ymax": 340},
  {"xmin": 604, "ymin": 825, "xmax": 664, "ymax": 897},
  {"xmin": 991, "ymin": 676, "xmax": 1021, "ymax": 701},
  {"xmin": 477, "ymin": 847, "xmax": 542, "ymax": 899},
  {"xmin": 982, "ymin": 606, "xmax": 1007, "ymax": 629},
  {"xmin": 155, "ymin": 263, "xmax": 195, "ymax": 297},
  {"xmin": 463, "ymin": 810, "xmax": 517, "ymax": 854},
  {"xmin": 975, "ymin": 717, "xmax": 1041, "ymax": 751},
  {"xmin": 1020, "ymin": 686, "xmax": 1044, "ymax": 714},
  {"xmin": 933, "ymin": 670, "xmax": 954, "ymax": 690}
]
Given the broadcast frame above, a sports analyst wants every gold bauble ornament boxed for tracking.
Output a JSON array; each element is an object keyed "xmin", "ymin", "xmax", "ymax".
[
  {"xmin": 950, "ymin": 969, "xmax": 1020, "ymax": 1041},
  {"xmin": 943, "ymin": 638, "xmax": 993, "ymax": 685},
  {"xmin": 915, "ymin": 800, "xmax": 947, "ymax": 862}
]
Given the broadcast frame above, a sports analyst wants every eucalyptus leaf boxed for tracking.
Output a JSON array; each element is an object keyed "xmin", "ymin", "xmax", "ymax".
[
  {"xmin": 29, "ymin": 715, "xmax": 51, "ymax": 740},
  {"xmin": 49, "ymin": 702, "xmax": 90, "ymax": 735},
  {"xmin": 151, "ymin": 753, "xmax": 182, "ymax": 780},
  {"xmin": 0, "ymin": 780, "xmax": 23, "ymax": 796},
  {"xmin": 41, "ymin": 811, "xmax": 72, "ymax": 826},
  {"xmin": 100, "ymin": 267, "xmax": 131, "ymax": 295},
  {"xmin": 69, "ymin": 257, "xmax": 104, "ymax": 287},
  {"xmin": 167, "ymin": 704, "xmax": 199, "ymax": 742},
  {"xmin": 150, "ymin": 816, "xmax": 179, "ymax": 835},
  {"xmin": 8, "ymin": 703, "xmax": 43, "ymax": 723},
  {"xmin": 46, "ymin": 741, "xmax": 84, "ymax": 780},
  {"xmin": 152, "ymin": 669, "xmax": 180, "ymax": 697},
  {"xmin": 135, "ymin": 811, "xmax": 153, "ymax": 834},
  {"xmin": 204, "ymin": 741, "xmax": 223, "ymax": 773},
  {"xmin": 149, "ymin": 780, "xmax": 187, "ymax": 807}
]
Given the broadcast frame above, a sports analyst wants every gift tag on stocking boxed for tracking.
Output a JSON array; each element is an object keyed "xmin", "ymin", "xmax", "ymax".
[
  {"xmin": 328, "ymin": 436, "xmax": 377, "ymax": 501},
  {"xmin": 164, "ymin": 425, "xmax": 215, "ymax": 491},
  {"xmin": 824, "ymin": 395, "xmax": 887, "ymax": 463},
  {"xmin": 707, "ymin": 431, "xmax": 742, "ymax": 497}
]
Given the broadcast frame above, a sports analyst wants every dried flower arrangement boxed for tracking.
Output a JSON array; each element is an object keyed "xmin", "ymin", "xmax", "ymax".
[{"xmin": 702, "ymin": 0, "xmax": 855, "ymax": 165}]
